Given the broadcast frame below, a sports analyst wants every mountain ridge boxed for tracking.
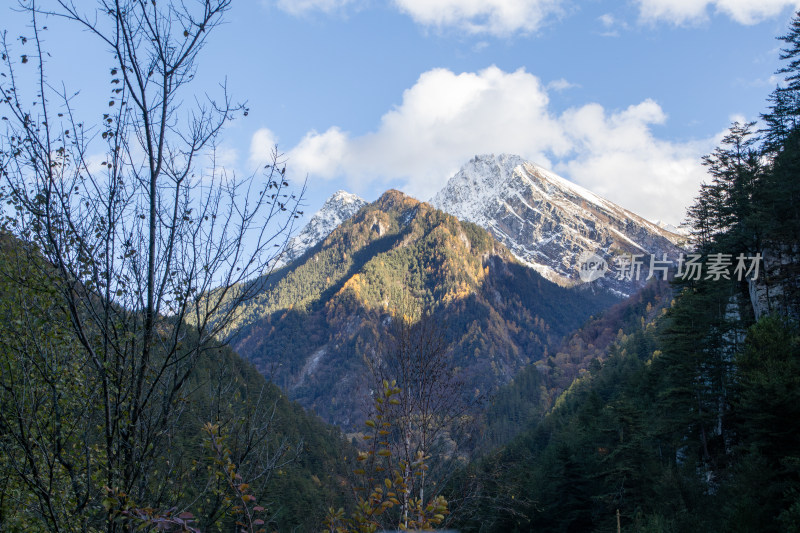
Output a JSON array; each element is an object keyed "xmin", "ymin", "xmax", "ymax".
[
  {"xmin": 224, "ymin": 189, "xmax": 617, "ymax": 431},
  {"xmin": 431, "ymin": 154, "xmax": 685, "ymax": 296},
  {"xmin": 279, "ymin": 190, "xmax": 368, "ymax": 266}
]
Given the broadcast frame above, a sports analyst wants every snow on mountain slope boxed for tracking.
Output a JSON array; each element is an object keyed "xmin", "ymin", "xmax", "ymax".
[
  {"xmin": 431, "ymin": 154, "xmax": 685, "ymax": 296},
  {"xmin": 280, "ymin": 190, "xmax": 367, "ymax": 266},
  {"xmin": 653, "ymin": 219, "xmax": 689, "ymax": 237}
]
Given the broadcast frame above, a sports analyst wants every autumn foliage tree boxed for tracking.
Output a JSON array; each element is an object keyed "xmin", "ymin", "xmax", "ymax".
[{"xmin": 324, "ymin": 380, "xmax": 449, "ymax": 533}]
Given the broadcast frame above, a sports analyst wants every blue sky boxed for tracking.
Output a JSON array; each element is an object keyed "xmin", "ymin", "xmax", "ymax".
[{"xmin": 4, "ymin": 0, "xmax": 800, "ymax": 226}]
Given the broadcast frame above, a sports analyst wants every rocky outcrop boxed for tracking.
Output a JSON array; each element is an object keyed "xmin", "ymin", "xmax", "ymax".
[{"xmin": 749, "ymin": 244, "xmax": 800, "ymax": 320}]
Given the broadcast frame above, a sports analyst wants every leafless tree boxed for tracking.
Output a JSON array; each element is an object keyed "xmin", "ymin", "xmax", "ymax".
[
  {"xmin": 366, "ymin": 306, "xmax": 475, "ymax": 529},
  {"xmin": 0, "ymin": 0, "xmax": 302, "ymax": 529}
]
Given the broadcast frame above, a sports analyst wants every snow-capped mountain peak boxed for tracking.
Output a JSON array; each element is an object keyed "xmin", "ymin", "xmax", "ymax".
[
  {"xmin": 432, "ymin": 154, "xmax": 684, "ymax": 296},
  {"xmin": 280, "ymin": 190, "xmax": 367, "ymax": 265}
]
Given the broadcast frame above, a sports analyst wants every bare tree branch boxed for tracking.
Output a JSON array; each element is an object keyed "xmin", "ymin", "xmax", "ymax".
[{"xmin": 0, "ymin": 1, "xmax": 304, "ymax": 529}]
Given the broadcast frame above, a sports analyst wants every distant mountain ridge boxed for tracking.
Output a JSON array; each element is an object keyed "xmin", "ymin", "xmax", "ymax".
[
  {"xmin": 432, "ymin": 154, "xmax": 685, "ymax": 296},
  {"xmin": 279, "ymin": 190, "xmax": 367, "ymax": 266},
  {"xmin": 278, "ymin": 158, "xmax": 684, "ymax": 299}
]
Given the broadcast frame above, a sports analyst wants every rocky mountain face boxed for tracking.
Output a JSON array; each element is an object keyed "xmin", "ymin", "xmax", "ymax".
[
  {"xmin": 279, "ymin": 190, "xmax": 367, "ymax": 266},
  {"xmin": 225, "ymin": 190, "xmax": 616, "ymax": 431},
  {"xmin": 432, "ymin": 154, "xmax": 685, "ymax": 297},
  {"xmin": 749, "ymin": 243, "xmax": 800, "ymax": 320}
]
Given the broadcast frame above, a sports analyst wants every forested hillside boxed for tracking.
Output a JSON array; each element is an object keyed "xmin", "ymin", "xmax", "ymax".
[
  {"xmin": 0, "ymin": 235, "xmax": 351, "ymax": 531},
  {"xmin": 446, "ymin": 16, "xmax": 800, "ymax": 532},
  {"xmin": 220, "ymin": 190, "xmax": 617, "ymax": 431},
  {"xmin": 478, "ymin": 279, "xmax": 674, "ymax": 452}
]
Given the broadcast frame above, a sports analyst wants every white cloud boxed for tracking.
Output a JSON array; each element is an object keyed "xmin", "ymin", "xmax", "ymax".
[
  {"xmin": 290, "ymin": 127, "xmax": 349, "ymax": 177},
  {"xmin": 271, "ymin": 0, "xmax": 564, "ymax": 35},
  {"xmin": 557, "ymin": 100, "xmax": 713, "ymax": 223},
  {"xmin": 597, "ymin": 12, "xmax": 628, "ymax": 36},
  {"xmin": 637, "ymin": 0, "xmax": 710, "ymax": 24},
  {"xmin": 637, "ymin": 0, "xmax": 800, "ymax": 25},
  {"xmin": 266, "ymin": 66, "xmax": 715, "ymax": 224},
  {"xmin": 473, "ymin": 40, "xmax": 490, "ymax": 52},
  {"xmin": 599, "ymin": 13, "xmax": 616, "ymax": 27},
  {"xmin": 274, "ymin": 0, "xmax": 355, "ymax": 16},
  {"xmin": 284, "ymin": 66, "xmax": 569, "ymax": 199},
  {"xmin": 213, "ymin": 146, "xmax": 240, "ymax": 169},
  {"xmin": 392, "ymin": 0, "xmax": 565, "ymax": 35},
  {"xmin": 249, "ymin": 127, "xmax": 279, "ymax": 168},
  {"xmin": 547, "ymin": 78, "xmax": 578, "ymax": 91},
  {"xmin": 739, "ymin": 73, "xmax": 782, "ymax": 88}
]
